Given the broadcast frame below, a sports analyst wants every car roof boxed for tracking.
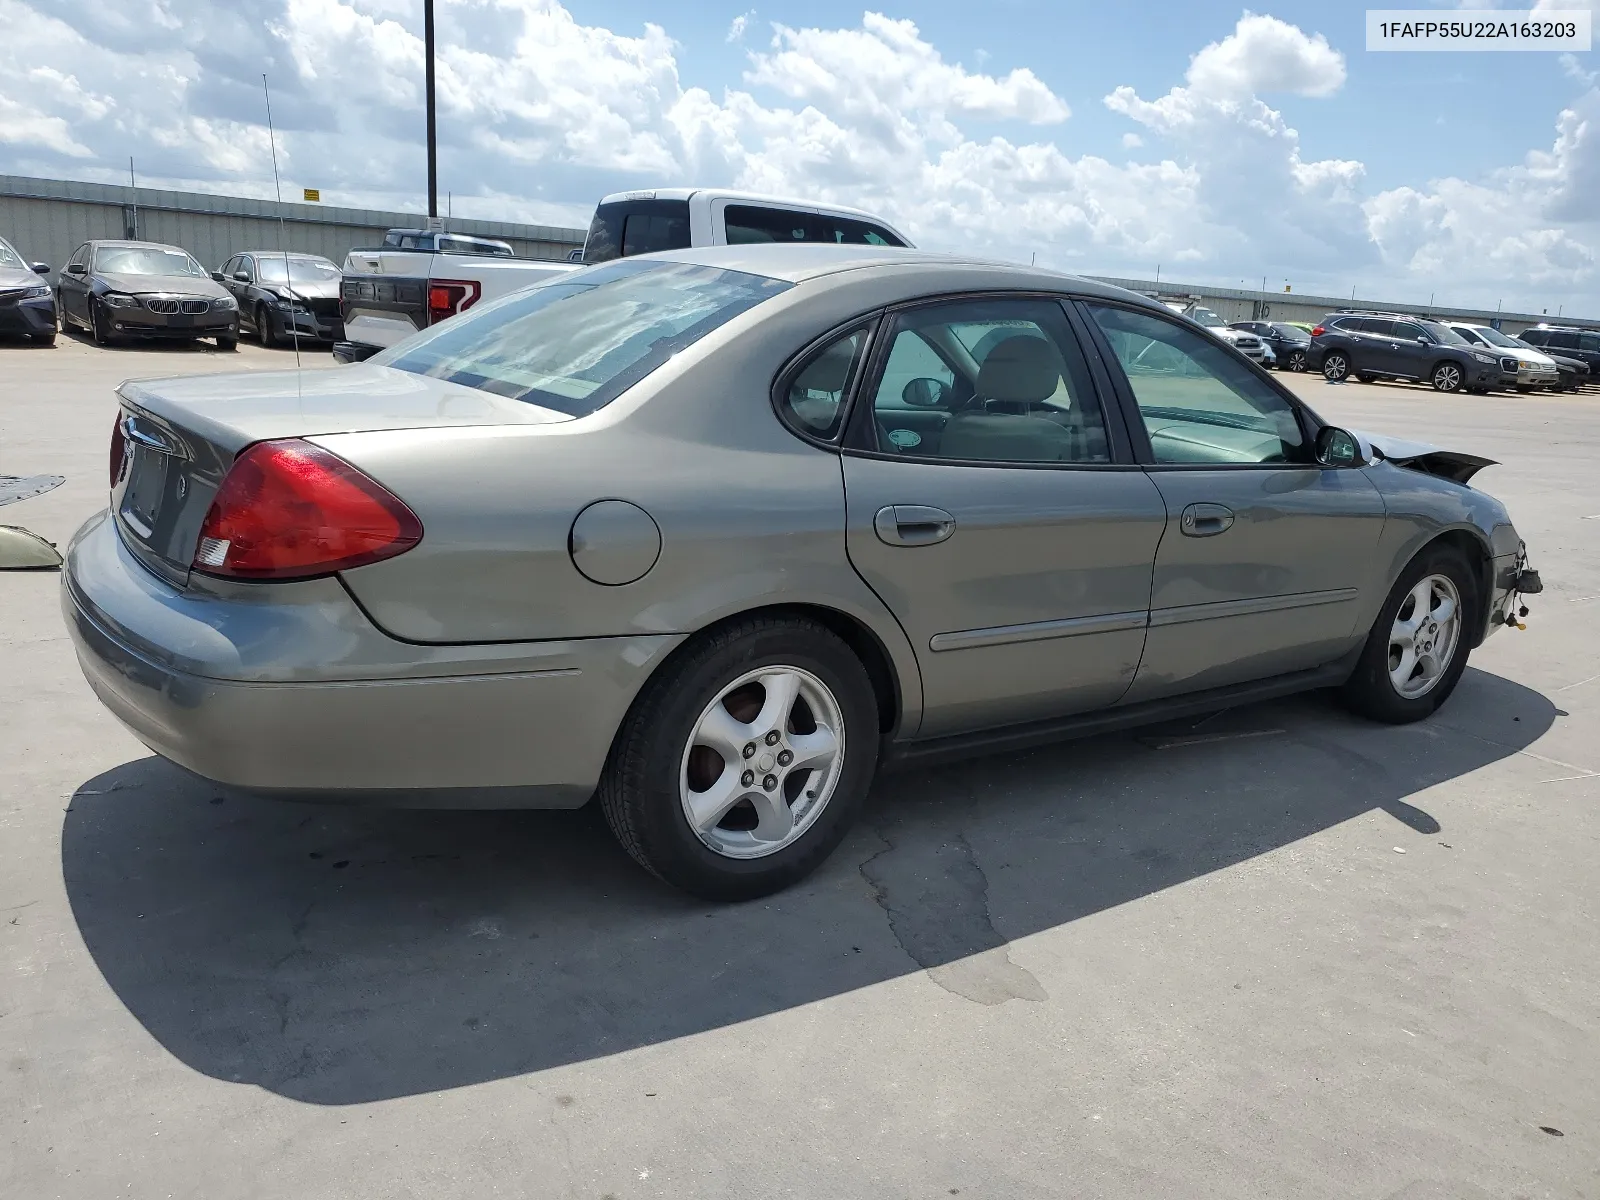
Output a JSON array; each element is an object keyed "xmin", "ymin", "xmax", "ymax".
[
  {"xmin": 634, "ymin": 243, "xmax": 1147, "ymax": 301},
  {"xmin": 88, "ymin": 239, "xmax": 192, "ymax": 252},
  {"xmin": 596, "ymin": 187, "xmax": 891, "ymax": 222},
  {"xmin": 235, "ymin": 250, "xmax": 336, "ymax": 260}
]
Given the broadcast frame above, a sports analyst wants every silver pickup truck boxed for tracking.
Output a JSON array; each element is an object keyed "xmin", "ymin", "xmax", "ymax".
[{"xmin": 334, "ymin": 191, "xmax": 913, "ymax": 363}]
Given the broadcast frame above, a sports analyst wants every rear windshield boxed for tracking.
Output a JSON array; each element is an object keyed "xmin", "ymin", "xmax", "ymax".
[
  {"xmin": 582, "ymin": 199, "xmax": 692, "ymax": 264},
  {"xmin": 376, "ymin": 260, "xmax": 790, "ymax": 417},
  {"xmin": 1270, "ymin": 323, "xmax": 1309, "ymax": 339}
]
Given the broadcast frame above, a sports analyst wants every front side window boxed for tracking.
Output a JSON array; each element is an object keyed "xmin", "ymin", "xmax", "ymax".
[
  {"xmin": 1580, "ymin": 333, "xmax": 1600, "ymax": 353},
  {"xmin": 93, "ymin": 245, "xmax": 205, "ymax": 277},
  {"xmin": 69, "ymin": 244, "xmax": 89, "ymax": 269},
  {"xmin": 377, "ymin": 260, "xmax": 791, "ymax": 418},
  {"xmin": 1547, "ymin": 331, "xmax": 1579, "ymax": 349},
  {"xmin": 0, "ymin": 237, "xmax": 24, "ymax": 268},
  {"xmin": 778, "ymin": 325, "xmax": 872, "ymax": 439},
  {"xmin": 1393, "ymin": 322, "xmax": 1427, "ymax": 341},
  {"xmin": 1087, "ymin": 303, "xmax": 1307, "ymax": 466},
  {"xmin": 868, "ymin": 298, "xmax": 1110, "ymax": 464}
]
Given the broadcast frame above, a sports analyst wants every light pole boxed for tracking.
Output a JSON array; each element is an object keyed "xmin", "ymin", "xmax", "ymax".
[{"xmin": 425, "ymin": 0, "xmax": 438, "ymax": 222}]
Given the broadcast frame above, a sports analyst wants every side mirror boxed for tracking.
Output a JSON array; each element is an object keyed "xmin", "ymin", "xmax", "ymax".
[
  {"xmin": 210, "ymin": 271, "xmax": 225, "ymax": 282},
  {"xmin": 65, "ymin": 263, "xmax": 86, "ymax": 275},
  {"xmin": 31, "ymin": 262, "xmax": 49, "ymax": 274},
  {"xmin": 1315, "ymin": 426, "xmax": 1367, "ymax": 468},
  {"xmin": 1417, "ymin": 336, "xmax": 1431, "ymax": 345},
  {"xmin": 901, "ymin": 377, "xmax": 950, "ymax": 407},
  {"xmin": 233, "ymin": 271, "xmax": 251, "ymax": 283}
]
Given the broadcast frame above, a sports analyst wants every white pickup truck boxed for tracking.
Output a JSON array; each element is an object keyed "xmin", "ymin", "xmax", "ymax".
[{"xmin": 334, "ymin": 191, "xmax": 912, "ymax": 363}]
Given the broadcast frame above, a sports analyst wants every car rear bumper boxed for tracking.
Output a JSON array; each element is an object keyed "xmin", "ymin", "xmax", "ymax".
[{"xmin": 62, "ymin": 510, "xmax": 681, "ymax": 805}]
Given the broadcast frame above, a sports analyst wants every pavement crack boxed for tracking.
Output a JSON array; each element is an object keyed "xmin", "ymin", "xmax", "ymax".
[{"xmin": 859, "ymin": 816, "xmax": 1046, "ymax": 1006}]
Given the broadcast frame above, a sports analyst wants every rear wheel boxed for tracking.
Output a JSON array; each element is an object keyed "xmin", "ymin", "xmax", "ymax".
[
  {"xmin": 1342, "ymin": 544, "xmax": 1475, "ymax": 724},
  {"xmin": 599, "ymin": 614, "xmax": 878, "ymax": 901},
  {"xmin": 1357, "ymin": 373, "xmax": 1378, "ymax": 384},
  {"xmin": 1431, "ymin": 361, "xmax": 1464, "ymax": 392},
  {"xmin": 1286, "ymin": 348, "xmax": 1308, "ymax": 372},
  {"xmin": 1322, "ymin": 351, "xmax": 1349, "ymax": 382}
]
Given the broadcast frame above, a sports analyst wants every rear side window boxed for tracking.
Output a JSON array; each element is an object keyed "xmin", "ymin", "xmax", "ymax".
[
  {"xmin": 582, "ymin": 199, "xmax": 692, "ymax": 263},
  {"xmin": 1581, "ymin": 333, "xmax": 1600, "ymax": 353},
  {"xmin": 778, "ymin": 325, "xmax": 873, "ymax": 439},
  {"xmin": 377, "ymin": 260, "xmax": 791, "ymax": 418},
  {"xmin": 1547, "ymin": 331, "xmax": 1579, "ymax": 349},
  {"xmin": 1362, "ymin": 318, "xmax": 1396, "ymax": 336},
  {"xmin": 725, "ymin": 205, "xmax": 905, "ymax": 248}
]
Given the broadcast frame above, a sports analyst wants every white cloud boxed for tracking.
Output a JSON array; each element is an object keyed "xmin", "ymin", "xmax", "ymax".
[
  {"xmin": 1184, "ymin": 13, "xmax": 1345, "ymax": 100},
  {"xmin": 1, "ymin": 2, "xmax": 1598, "ymax": 310},
  {"xmin": 727, "ymin": 10, "xmax": 753, "ymax": 43}
]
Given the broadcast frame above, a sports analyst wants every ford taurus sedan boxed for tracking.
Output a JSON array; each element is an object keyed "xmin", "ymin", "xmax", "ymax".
[{"xmin": 62, "ymin": 246, "xmax": 1541, "ymax": 900}]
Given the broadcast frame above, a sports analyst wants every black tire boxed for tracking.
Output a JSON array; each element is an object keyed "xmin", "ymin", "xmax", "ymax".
[
  {"xmin": 1515, "ymin": 384, "xmax": 1532, "ymax": 393},
  {"xmin": 1341, "ymin": 543, "xmax": 1477, "ymax": 725},
  {"xmin": 90, "ymin": 299, "xmax": 112, "ymax": 346},
  {"xmin": 256, "ymin": 303, "xmax": 276, "ymax": 348},
  {"xmin": 1430, "ymin": 361, "xmax": 1465, "ymax": 392},
  {"xmin": 216, "ymin": 322, "xmax": 239, "ymax": 351},
  {"xmin": 599, "ymin": 614, "xmax": 879, "ymax": 901},
  {"xmin": 1322, "ymin": 351, "xmax": 1349, "ymax": 382},
  {"xmin": 31, "ymin": 330, "xmax": 56, "ymax": 347},
  {"xmin": 1356, "ymin": 373, "xmax": 1378, "ymax": 384},
  {"xmin": 1287, "ymin": 349, "xmax": 1308, "ymax": 372}
]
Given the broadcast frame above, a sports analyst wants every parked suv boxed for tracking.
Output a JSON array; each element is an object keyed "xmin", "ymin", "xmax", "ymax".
[
  {"xmin": 1310, "ymin": 312, "xmax": 1511, "ymax": 393},
  {"xmin": 1516, "ymin": 325, "xmax": 1600, "ymax": 378},
  {"xmin": 1230, "ymin": 320, "xmax": 1312, "ymax": 371}
]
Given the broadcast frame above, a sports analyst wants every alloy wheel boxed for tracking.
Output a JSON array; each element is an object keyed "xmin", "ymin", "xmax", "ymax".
[
  {"xmin": 1388, "ymin": 574, "xmax": 1462, "ymax": 699},
  {"xmin": 1323, "ymin": 353, "xmax": 1348, "ymax": 381},
  {"xmin": 1433, "ymin": 363, "xmax": 1462, "ymax": 392},
  {"xmin": 678, "ymin": 665, "xmax": 846, "ymax": 859},
  {"xmin": 1288, "ymin": 349, "xmax": 1308, "ymax": 372}
]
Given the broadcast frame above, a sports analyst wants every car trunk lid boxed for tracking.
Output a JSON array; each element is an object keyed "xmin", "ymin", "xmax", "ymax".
[{"xmin": 111, "ymin": 363, "xmax": 570, "ymax": 585}]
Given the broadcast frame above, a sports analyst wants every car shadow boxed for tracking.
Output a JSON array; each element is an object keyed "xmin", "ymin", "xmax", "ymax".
[{"xmin": 63, "ymin": 667, "xmax": 1557, "ymax": 1105}]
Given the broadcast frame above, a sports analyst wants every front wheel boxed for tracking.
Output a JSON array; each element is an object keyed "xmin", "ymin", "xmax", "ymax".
[
  {"xmin": 599, "ymin": 615, "xmax": 879, "ymax": 901},
  {"xmin": 90, "ymin": 299, "xmax": 112, "ymax": 346},
  {"xmin": 1342, "ymin": 544, "xmax": 1476, "ymax": 724},
  {"xmin": 256, "ymin": 303, "xmax": 277, "ymax": 348},
  {"xmin": 1322, "ymin": 351, "xmax": 1349, "ymax": 382},
  {"xmin": 215, "ymin": 322, "xmax": 238, "ymax": 351},
  {"xmin": 1431, "ymin": 361, "xmax": 1465, "ymax": 392}
]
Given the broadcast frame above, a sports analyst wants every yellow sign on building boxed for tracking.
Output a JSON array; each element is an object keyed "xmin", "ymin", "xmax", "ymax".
[{"xmin": 303, "ymin": 188, "xmax": 320, "ymax": 202}]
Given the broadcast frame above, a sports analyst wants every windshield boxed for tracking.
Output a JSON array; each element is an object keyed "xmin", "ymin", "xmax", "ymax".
[
  {"xmin": 94, "ymin": 246, "xmax": 205, "ymax": 277},
  {"xmin": 378, "ymin": 260, "xmax": 791, "ymax": 417},
  {"xmin": 1471, "ymin": 326, "xmax": 1521, "ymax": 348},
  {"xmin": 0, "ymin": 237, "xmax": 23, "ymax": 268},
  {"xmin": 255, "ymin": 256, "xmax": 341, "ymax": 284},
  {"xmin": 1421, "ymin": 320, "xmax": 1468, "ymax": 346}
]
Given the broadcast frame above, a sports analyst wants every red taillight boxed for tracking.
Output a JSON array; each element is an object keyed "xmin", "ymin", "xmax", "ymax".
[
  {"xmin": 426, "ymin": 278, "xmax": 481, "ymax": 325},
  {"xmin": 109, "ymin": 415, "xmax": 127, "ymax": 488},
  {"xmin": 192, "ymin": 439, "xmax": 422, "ymax": 581},
  {"xmin": 1310, "ymin": 325, "xmax": 1326, "ymax": 337}
]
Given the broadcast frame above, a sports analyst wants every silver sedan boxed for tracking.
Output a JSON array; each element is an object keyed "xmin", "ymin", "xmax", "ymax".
[{"xmin": 63, "ymin": 246, "xmax": 1542, "ymax": 899}]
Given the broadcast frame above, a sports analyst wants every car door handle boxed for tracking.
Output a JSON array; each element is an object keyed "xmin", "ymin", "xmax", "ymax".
[
  {"xmin": 1179, "ymin": 503, "xmax": 1234, "ymax": 537},
  {"xmin": 874, "ymin": 505, "xmax": 956, "ymax": 547}
]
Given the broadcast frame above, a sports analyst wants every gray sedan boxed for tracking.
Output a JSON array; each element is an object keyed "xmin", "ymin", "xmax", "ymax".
[{"xmin": 62, "ymin": 246, "xmax": 1541, "ymax": 899}]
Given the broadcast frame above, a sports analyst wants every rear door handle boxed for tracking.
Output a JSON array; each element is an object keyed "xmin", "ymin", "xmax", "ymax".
[
  {"xmin": 1179, "ymin": 502, "xmax": 1234, "ymax": 537},
  {"xmin": 874, "ymin": 505, "xmax": 956, "ymax": 547}
]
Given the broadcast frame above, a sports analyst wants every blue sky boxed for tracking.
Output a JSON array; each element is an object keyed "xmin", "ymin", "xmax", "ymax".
[{"xmin": 1, "ymin": 0, "xmax": 1597, "ymax": 311}]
